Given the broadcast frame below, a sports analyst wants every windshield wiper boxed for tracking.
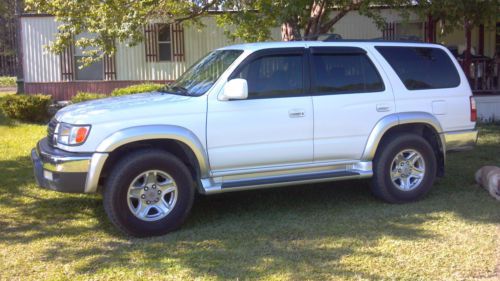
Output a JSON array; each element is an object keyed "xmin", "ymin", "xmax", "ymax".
[{"xmin": 159, "ymin": 85, "xmax": 190, "ymax": 96}]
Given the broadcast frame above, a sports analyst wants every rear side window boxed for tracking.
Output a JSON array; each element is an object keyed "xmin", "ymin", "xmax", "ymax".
[
  {"xmin": 311, "ymin": 53, "xmax": 384, "ymax": 95},
  {"xmin": 376, "ymin": 46, "xmax": 460, "ymax": 90}
]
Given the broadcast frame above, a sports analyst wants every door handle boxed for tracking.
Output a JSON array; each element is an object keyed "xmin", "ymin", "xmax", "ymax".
[
  {"xmin": 376, "ymin": 104, "xmax": 392, "ymax": 112},
  {"xmin": 289, "ymin": 109, "xmax": 305, "ymax": 118}
]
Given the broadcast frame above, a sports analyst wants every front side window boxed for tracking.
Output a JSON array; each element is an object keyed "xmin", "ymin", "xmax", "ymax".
[
  {"xmin": 311, "ymin": 53, "xmax": 384, "ymax": 95},
  {"xmin": 376, "ymin": 46, "xmax": 460, "ymax": 90},
  {"xmin": 233, "ymin": 54, "xmax": 304, "ymax": 99},
  {"xmin": 164, "ymin": 49, "xmax": 243, "ymax": 96},
  {"xmin": 158, "ymin": 24, "xmax": 172, "ymax": 61}
]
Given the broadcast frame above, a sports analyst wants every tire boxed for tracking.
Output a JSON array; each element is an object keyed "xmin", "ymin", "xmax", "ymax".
[
  {"xmin": 371, "ymin": 134, "xmax": 437, "ymax": 203},
  {"xmin": 103, "ymin": 149, "xmax": 195, "ymax": 237}
]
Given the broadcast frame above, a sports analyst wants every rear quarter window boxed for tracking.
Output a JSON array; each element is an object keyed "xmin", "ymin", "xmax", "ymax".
[{"xmin": 376, "ymin": 46, "xmax": 460, "ymax": 90}]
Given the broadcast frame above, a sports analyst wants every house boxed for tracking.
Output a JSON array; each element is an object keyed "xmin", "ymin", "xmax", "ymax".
[{"xmin": 19, "ymin": 9, "xmax": 500, "ymax": 118}]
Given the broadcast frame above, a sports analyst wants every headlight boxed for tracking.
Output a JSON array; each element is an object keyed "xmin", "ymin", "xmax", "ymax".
[{"xmin": 55, "ymin": 123, "xmax": 91, "ymax": 145}]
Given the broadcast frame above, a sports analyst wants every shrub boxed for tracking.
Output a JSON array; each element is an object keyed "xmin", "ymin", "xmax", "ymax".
[
  {"xmin": 0, "ymin": 94, "xmax": 52, "ymax": 123},
  {"xmin": 111, "ymin": 83, "xmax": 164, "ymax": 97},
  {"xmin": 0, "ymin": 77, "xmax": 16, "ymax": 87},
  {"xmin": 71, "ymin": 92, "xmax": 107, "ymax": 103}
]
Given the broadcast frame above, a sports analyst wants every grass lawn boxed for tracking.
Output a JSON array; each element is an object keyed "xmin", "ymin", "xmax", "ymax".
[{"xmin": 0, "ymin": 105, "xmax": 499, "ymax": 280}]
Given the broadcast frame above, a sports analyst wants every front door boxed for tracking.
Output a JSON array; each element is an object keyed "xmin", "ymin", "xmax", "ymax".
[{"xmin": 207, "ymin": 48, "xmax": 313, "ymax": 172}]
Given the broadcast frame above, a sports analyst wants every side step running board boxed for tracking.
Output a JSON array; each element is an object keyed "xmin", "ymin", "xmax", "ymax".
[{"xmin": 221, "ymin": 170, "xmax": 360, "ymax": 189}]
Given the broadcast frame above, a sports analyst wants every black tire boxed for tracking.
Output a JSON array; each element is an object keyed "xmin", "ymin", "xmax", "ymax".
[
  {"xmin": 371, "ymin": 134, "xmax": 437, "ymax": 203},
  {"xmin": 103, "ymin": 149, "xmax": 195, "ymax": 237}
]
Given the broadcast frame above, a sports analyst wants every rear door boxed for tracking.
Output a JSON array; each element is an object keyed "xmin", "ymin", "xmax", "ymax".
[{"xmin": 310, "ymin": 46, "xmax": 396, "ymax": 161}]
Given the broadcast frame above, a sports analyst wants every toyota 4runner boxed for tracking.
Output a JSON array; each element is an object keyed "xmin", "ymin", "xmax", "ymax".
[{"xmin": 31, "ymin": 41, "xmax": 478, "ymax": 237}]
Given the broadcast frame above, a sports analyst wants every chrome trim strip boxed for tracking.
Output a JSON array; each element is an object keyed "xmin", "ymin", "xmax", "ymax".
[
  {"xmin": 211, "ymin": 159, "xmax": 360, "ymax": 177},
  {"xmin": 95, "ymin": 125, "xmax": 210, "ymax": 178},
  {"xmin": 361, "ymin": 112, "xmax": 444, "ymax": 161},
  {"xmin": 442, "ymin": 129, "xmax": 478, "ymax": 152},
  {"xmin": 84, "ymin": 153, "xmax": 109, "ymax": 193}
]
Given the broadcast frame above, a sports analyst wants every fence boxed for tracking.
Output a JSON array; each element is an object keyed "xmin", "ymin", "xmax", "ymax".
[{"xmin": 459, "ymin": 58, "xmax": 500, "ymax": 95}]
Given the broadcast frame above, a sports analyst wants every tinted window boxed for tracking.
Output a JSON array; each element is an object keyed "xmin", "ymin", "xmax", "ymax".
[
  {"xmin": 312, "ymin": 54, "xmax": 384, "ymax": 94},
  {"xmin": 75, "ymin": 59, "xmax": 103, "ymax": 80},
  {"xmin": 158, "ymin": 24, "xmax": 172, "ymax": 61},
  {"xmin": 376, "ymin": 46, "xmax": 460, "ymax": 90},
  {"xmin": 233, "ymin": 54, "xmax": 303, "ymax": 99}
]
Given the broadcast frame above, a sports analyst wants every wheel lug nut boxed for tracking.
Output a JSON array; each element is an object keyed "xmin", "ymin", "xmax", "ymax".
[
  {"xmin": 157, "ymin": 190, "xmax": 161, "ymax": 194},
  {"xmin": 144, "ymin": 187, "xmax": 148, "ymax": 191},
  {"xmin": 146, "ymin": 200, "xmax": 151, "ymax": 204},
  {"xmin": 141, "ymin": 194, "xmax": 145, "ymax": 199},
  {"xmin": 152, "ymin": 184, "xmax": 156, "ymax": 189}
]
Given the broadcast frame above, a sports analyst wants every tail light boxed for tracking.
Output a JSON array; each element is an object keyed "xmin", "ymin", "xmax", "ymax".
[{"xmin": 470, "ymin": 96, "xmax": 477, "ymax": 122}]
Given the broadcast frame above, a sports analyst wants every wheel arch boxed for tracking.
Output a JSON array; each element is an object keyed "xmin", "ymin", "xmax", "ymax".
[
  {"xmin": 85, "ymin": 125, "xmax": 210, "ymax": 193},
  {"xmin": 362, "ymin": 112, "xmax": 446, "ymax": 176}
]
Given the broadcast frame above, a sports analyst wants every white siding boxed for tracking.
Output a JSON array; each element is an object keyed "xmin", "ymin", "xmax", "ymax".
[
  {"xmin": 21, "ymin": 17, "xmax": 61, "ymax": 83},
  {"xmin": 116, "ymin": 17, "xmax": 256, "ymax": 81},
  {"xmin": 476, "ymin": 96, "xmax": 500, "ymax": 122},
  {"xmin": 20, "ymin": 12, "xmax": 497, "ymax": 82}
]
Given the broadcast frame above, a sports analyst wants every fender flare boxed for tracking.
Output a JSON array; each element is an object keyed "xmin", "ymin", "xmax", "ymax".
[
  {"xmin": 85, "ymin": 125, "xmax": 210, "ymax": 193},
  {"xmin": 361, "ymin": 112, "xmax": 445, "ymax": 161}
]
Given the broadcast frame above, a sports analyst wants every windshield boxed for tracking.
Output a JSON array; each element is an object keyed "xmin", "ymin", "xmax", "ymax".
[{"xmin": 163, "ymin": 49, "xmax": 243, "ymax": 96}]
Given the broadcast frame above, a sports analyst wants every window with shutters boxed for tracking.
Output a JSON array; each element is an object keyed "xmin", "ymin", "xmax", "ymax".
[
  {"xmin": 158, "ymin": 24, "xmax": 172, "ymax": 61},
  {"xmin": 145, "ymin": 23, "xmax": 185, "ymax": 62}
]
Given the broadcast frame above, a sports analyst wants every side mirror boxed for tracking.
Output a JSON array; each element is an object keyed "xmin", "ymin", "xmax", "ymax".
[{"xmin": 220, "ymin": 78, "xmax": 248, "ymax": 101}]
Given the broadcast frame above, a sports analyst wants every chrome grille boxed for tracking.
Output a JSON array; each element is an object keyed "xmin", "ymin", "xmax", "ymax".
[{"xmin": 47, "ymin": 118, "xmax": 58, "ymax": 146}]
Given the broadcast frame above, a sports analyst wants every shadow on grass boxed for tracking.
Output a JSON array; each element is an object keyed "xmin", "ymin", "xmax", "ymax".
[{"xmin": 0, "ymin": 131, "xmax": 499, "ymax": 279}]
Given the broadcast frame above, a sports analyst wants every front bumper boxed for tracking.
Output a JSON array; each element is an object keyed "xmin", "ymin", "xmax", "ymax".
[
  {"xmin": 442, "ymin": 129, "xmax": 478, "ymax": 152},
  {"xmin": 31, "ymin": 138, "xmax": 93, "ymax": 193}
]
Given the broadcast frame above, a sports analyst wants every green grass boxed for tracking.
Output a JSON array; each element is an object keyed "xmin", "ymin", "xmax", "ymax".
[
  {"xmin": 0, "ymin": 111, "xmax": 499, "ymax": 281},
  {"xmin": 0, "ymin": 76, "xmax": 16, "ymax": 87}
]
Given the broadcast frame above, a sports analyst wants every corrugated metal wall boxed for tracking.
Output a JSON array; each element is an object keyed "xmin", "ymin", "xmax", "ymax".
[
  {"xmin": 21, "ymin": 16, "xmax": 61, "ymax": 82},
  {"xmin": 21, "ymin": 12, "xmax": 496, "ymax": 83},
  {"xmin": 116, "ymin": 17, "xmax": 253, "ymax": 81}
]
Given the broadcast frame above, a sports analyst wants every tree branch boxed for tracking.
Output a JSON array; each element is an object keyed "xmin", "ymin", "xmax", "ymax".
[
  {"xmin": 319, "ymin": 0, "xmax": 363, "ymax": 34},
  {"xmin": 173, "ymin": 0, "xmax": 222, "ymax": 22}
]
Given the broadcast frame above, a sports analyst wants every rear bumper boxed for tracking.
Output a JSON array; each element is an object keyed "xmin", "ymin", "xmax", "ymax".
[
  {"xmin": 31, "ymin": 138, "xmax": 92, "ymax": 193},
  {"xmin": 442, "ymin": 129, "xmax": 478, "ymax": 152}
]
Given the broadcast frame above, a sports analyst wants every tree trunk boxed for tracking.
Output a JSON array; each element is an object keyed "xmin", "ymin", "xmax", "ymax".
[
  {"xmin": 304, "ymin": 0, "xmax": 326, "ymax": 40},
  {"xmin": 281, "ymin": 19, "xmax": 301, "ymax": 41},
  {"xmin": 464, "ymin": 19, "xmax": 472, "ymax": 78}
]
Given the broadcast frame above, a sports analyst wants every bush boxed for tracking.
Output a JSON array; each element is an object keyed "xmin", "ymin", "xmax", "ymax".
[
  {"xmin": 71, "ymin": 92, "xmax": 107, "ymax": 103},
  {"xmin": 111, "ymin": 83, "xmax": 164, "ymax": 97},
  {"xmin": 0, "ymin": 77, "xmax": 16, "ymax": 87},
  {"xmin": 0, "ymin": 94, "xmax": 52, "ymax": 123}
]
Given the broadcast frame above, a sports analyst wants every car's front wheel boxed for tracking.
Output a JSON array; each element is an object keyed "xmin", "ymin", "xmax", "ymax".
[
  {"xmin": 371, "ymin": 134, "xmax": 437, "ymax": 203},
  {"xmin": 103, "ymin": 149, "xmax": 195, "ymax": 237}
]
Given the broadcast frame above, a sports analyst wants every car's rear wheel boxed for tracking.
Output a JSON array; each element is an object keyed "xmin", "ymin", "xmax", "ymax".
[
  {"xmin": 371, "ymin": 134, "xmax": 437, "ymax": 203},
  {"xmin": 103, "ymin": 149, "xmax": 195, "ymax": 237}
]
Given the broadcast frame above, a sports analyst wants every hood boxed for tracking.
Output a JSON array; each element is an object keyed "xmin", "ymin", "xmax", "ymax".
[{"xmin": 55, "ymin": 92, "xmax": 195, "ymax": 124}]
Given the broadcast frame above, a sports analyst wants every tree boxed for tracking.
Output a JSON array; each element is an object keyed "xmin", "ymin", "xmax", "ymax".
[
  {"xmin": 0, "ymin": 0, "xmax": 17, "ymax": 56},
  {"xmin": 26, "ymin": 0, "xmax": 405, "ymax": 64},
  {"xmin": 25, "ymin": 0, "xmax": 223, "ymax": 65},
  {"xmin": 217, "ymin": 0, "xmax": 402, "ymax": 42}
]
